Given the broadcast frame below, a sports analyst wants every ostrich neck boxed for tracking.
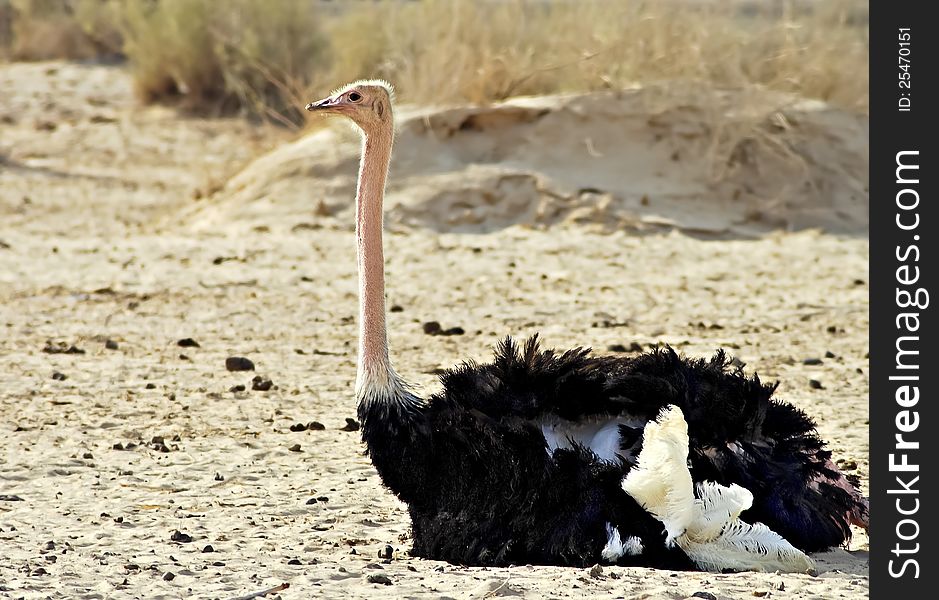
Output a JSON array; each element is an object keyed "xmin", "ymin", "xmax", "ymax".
[{"xmin": 355, "ymin": 127, "xmax": 397, "ymax": 397}]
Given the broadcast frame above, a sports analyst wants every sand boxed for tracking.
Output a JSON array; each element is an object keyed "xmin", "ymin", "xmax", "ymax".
[{"xmin": 1, "ymin": 62, "xmax": 868, "ymax": 599}]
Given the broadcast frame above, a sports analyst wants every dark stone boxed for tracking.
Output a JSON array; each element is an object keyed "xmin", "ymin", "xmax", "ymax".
[
  {"xmin": 287, "ymin": 558, "xmax": 302, "ymax": 565},
  {"xmin": 0, "ymin": 495, "xmax": 25, "ymax": 501},
  {"xmin": 105, "ymin": 339, "xmax": 119, "ymax": 350},
  {"xmin": 251, "ymin": 376, "xmax": 273, "ymax": 391},
  {"xmin": 339, "ymin": 418, "xmax": 360, "ymax": 432},
  {"xmin": 289, "ymin": 444, "xmax": 302, "ymax": 452},
  {"xmin": 422, "ymin": 321, "xmax": 442, "ymax": 335},
  {"xmin": 290, "ymin": 423, "xmax": 308, "ymax": 432},
  {"xmin": 809, "ymin": 379, "xmax": 824, "ymax": 390},
  {"xmin": 202, "ymin": 545, "xmax": 214, "ymax": 553},
  {"xmin": 307, "ymin": 421, "xmax": 326, "ymax": 431},
  {"xmin": 225, "ymin": 356, "xmax": 255, "ymax": 372},
  {"xmin": 177, "ymin": 338, "xmax": 200, "ymax": 348},
  {"xmin": 390, "ymin": 305, "xmax": 404, "ymax": 312},
  {"xmin": 170, "ymin": 530, "xmax": 192, "ymax": 543},
  {"xmin": 367, "ymin": 574, "xmax": 392, "ymax": 585},
  {"xmin": 162, "ymin": 571, "xmax": 175, "ymax": 581},
  {"xmin": 802, "ymin": 357, "xmax": 823, "ymax": 365},
  {"xmin": 51, "ymin": 371, "xmax": 67, "ymax": 381},
  {"xmin": 692, "ymin": 593, "xmax": 717, "ymax": 600},
  {"xmin": 42, "ymin": 341, "xmax": 85, "ymax": 354},
  {"xmin": 229, "ymin": 384, "xmax": 246, "ymax": 392}
]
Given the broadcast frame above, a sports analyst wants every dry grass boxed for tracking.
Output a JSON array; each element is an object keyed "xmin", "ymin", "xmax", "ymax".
[
  {"xmin": 1, "ymin": 0, "xmax": 869, "ymax": 120},
  {"xmin": 327, "ymin": 0, "xmax": 868, "ymax": 113}
]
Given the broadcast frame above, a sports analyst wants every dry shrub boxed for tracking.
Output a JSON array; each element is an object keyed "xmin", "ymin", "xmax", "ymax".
[
  {"xmin": 115, "ymin": 0, "xmax": 328, "ymax": 124},
  {"xmin": 325, "ymin": 0, "xmax": 868, "ymax": 113}
]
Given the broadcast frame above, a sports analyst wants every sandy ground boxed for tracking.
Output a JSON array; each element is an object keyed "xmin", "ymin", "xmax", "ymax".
[{"xmin": 0, "ymin": 63, "xmax": 868, "ymax": 599}]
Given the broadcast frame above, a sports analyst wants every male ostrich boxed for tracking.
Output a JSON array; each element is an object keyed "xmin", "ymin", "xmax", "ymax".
[{"xmin": 305, "ymin": 81, "xmax": 868, "ymax": 572}]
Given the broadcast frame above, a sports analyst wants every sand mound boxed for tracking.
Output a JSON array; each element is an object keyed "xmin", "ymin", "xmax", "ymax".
[{"xmin": 184, "ymin": 85, "xmax": 868, "ymax": 236}]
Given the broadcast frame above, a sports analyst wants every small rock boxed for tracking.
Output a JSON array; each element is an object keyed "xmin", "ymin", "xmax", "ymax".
[
  {"xmin": 422, "ymin": 321, "xmax": 442, "ymax": 335},
  {"xmin": 287, "ymin": 558, "xmax": 302, "ymax": 565},
  {"xmin": 802, "ymin": 357, "xmax": 823, "ymax": 365},
  {"xmin": 339, "ymin": 418, "xmax": 360, "ymax": 432},
  {"xmin": 225, "ymin": 356, "xmax": 255, "ymax": 372},
  {"xmin": 112, "ymin": 443, "xmax": 125, "ymax": 450},
  {"xmin": 825, "ymin": 350, "xmax": 836, "ymax": 359},
  {"xmin": 367, "ymin": 574, "xmax": 392, "ymax": 585},
  {"xmin": 31, "ymin": 567, "xmax": 48, "ymax": 576},
  {"xmin": 229, "ymin": 384, "xmax": 246, "ymax": 392},
  {"xmin": 306, "ymin": 497, "xmax": 318, "ymax": 505},
  {"xmin": 752, "ymin": 591, "xmax": 769, "ymax": 597},
  {"xmin": 162, "ymin": 571, "xmax": 175, "ymax": 581},
  {"xmin": 42, "ymin": 341, "xmax": 85, "ymax": 354},
  {"xmin": 442, "ymin": 326, "xmax": 465, "ymax": 336},
  {"xmin": 290, "ymin": 423, "xmax": 308, "ymax": 432},
  {"xmin": 588, "ymin": 563, "xmax": 603, "ymax": 578},
  {"xmin": 51, "ymin": 371, "xmax": 67, "ymax": 381},
  {"xmin": 776, "ymin": 582, "xmax": 785, "ymax": 591},
  {"xmin": 251, "ymin": 376, "xmax": 273, "ymax": 391},
  {"xmin": 202, "ymin": 545, "xmax": 214, "ymax": 553},
  {"xmin": 307, "ymin": 421, "xmax": 326, "ymax": 431},
  {"xmin": 82, "ymin": 452, "xmax": 93, "ymax": 459},
  {"xmin": 145, "ymin": 383, "xmax": 156, "ymax": 389},
  {"xmin": 170, "ymin": 530, "xmax": 192, "ymax": 543},
  {"xmin": 316, "ymin": 496, "xmax": 329, "ymax": 503},
  {"xmin": 289, "ymin": 444, "xmax": 302, "ymax": 452},
  {"xmin": 390, "ymin": 304, "xmax": 404, "ymax": 312},
  {"xmin": 177, "ymin": 338, "xmax": 200, "ymax": 348},
  {"xmin": 691, "ymin": 593, "xmax": 717, "ymax": 600},
  {"xmin": 379, "ymin": 545, "xmax": 394, "ymax": 559},
  {"xmin": 809, "ymin": 379, "xmax": 824, "ymax": 390},
  {"xmin": 178, "ymin": 354, "xmax": 190, "ymax": 361},
  {"xmin": 105, "ymin": 339, "xmax": 119, "ymax": 350}
]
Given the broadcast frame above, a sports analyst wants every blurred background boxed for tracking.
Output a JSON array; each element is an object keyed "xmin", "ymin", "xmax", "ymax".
[{"xmin": 0, "ymin": 0, "xmax": 868, "ymax": 126}]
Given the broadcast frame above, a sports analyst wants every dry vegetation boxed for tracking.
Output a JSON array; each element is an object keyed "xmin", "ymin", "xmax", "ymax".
[{"xmin": 1, "ymin": 0, "xmax": 869, "ymax": 124}]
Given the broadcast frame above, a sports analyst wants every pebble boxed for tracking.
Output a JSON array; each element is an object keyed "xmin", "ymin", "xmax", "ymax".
[
  {"xmin": 339, "ymin": 418, "xmax": 360, "ymax": 432},
  {"xmin": 288, "ymin": 558, "xmax": 302, "ymax": 565},
  {"xmin": 105, "ymin": 339, "xmax": 119, "ymax": 350},
  {"xmin": 177, "ymin": 338, "xmax": 200, "ymax": 348},
  {"xmin": 229, "ymin": 384, "xmax": 246, "ymax": 392},
  {"xmin": 225, "ymin": 356, "xmax": 255, "ymax": 372},
  {"xmin": 422, "ymin": 321, "xmax": 465, "ymax": 336},
  {"xmin": 367, "ymin": 574, "xmax": 392, "ymax": 585},
  {"xmin": 251, "ymin": 376, "xmax": 273, "ymax": 391},
  {"xmin": 51, "ymin": 371, "xmax": 67, "ymax": 381},
  {"xmin": 390, "ymin": 304, "xmax": 404, "ymax": 312},
  {"xmin": 809, "ymin": 379, "xmax": 824, "ymax": 390},
  {"xmin": 824, "ymin": 350, "xmax": 836, "ymax": 358},
  {"xmin": 289, "ymin": 444, "xmax": 302, "ymax": 452},
  {"xmin": 170, "ymin": 530, "xmax": 192, "ymax": 543},
  {"xmin": 202, "ymin": 545, "xmax": 214, "ymax": 553},
  {"xmin": 306, "ymin": 498, "xmax": 318, "ymax": 505},
  {"xmin": 214, "ymin": 473, "xmax": 224, "ymax": 481},
  {"xmin": 307, "ymin": 421, "xmax": 326, "ymax": 430},
  {"xmin": 802, "ymin": 357, "xmax": 823, "ymax": 365},
  {"xmin": 42, "ymin": 341, "xmax": 85, "ymax": 354},
  {"xmin": 290, "ymin": 423, "xmax": 309, "ymax": 432},
  {"xmin": 691, "ymin": 593, "xmax": 717, "ymax": 600},
  {"xmin": 588, "ymin": 564, "xmax": 603, "ymax": 578},
  {"xmin": 162, "ymin": 572, "xmax": 175, "ymax": 581}
]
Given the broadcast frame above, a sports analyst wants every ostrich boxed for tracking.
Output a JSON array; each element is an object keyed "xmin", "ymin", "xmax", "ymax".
[{"xmin": 305, "ymin": 81, "xmax": 868, "ymax": 572}]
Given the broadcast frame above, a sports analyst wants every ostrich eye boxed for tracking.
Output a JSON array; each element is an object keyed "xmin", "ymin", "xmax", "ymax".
[{"xmin": 348, "ymin": 92, "xmax": 362, "ymax": 102}]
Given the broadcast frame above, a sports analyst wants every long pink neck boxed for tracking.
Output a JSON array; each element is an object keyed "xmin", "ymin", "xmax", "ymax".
[{"xmin": 355, "ymin": 126, "xmax": 396, "ymax": 394}]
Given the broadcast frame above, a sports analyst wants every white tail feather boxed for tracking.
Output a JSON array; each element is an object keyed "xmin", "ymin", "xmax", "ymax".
[{"xmin": 622, "ymin": 405, "xmax": 815, "ymax": 573}]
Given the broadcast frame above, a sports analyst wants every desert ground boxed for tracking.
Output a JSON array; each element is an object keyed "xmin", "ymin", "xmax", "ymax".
[{"xmin": 0, "ymin": 62, "xmax": 868, "ymax": 599}]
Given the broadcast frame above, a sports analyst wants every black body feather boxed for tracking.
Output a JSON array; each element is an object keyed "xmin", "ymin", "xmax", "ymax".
[{"xmin": 358, "ymin": 336, "xmax": 866, "ymax": 568}]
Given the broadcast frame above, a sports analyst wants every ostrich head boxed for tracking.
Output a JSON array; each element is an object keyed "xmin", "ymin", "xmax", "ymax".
[{"xmin": 305, "ymin": 80, "xmax": 394, "ymax": 133}]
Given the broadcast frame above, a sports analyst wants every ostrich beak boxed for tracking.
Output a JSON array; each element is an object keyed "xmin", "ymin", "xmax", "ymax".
[{"xmin": 305, "ymin": 97, "xmax": 337, "ymax": 112}]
